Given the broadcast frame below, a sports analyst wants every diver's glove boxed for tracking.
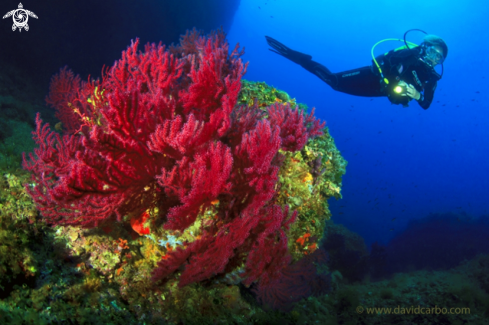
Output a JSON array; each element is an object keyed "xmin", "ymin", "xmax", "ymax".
[
  {"xmin": 403, "ymin": 83, "xmax": 421, "ymax": 100},
  {"xmin": 265, "ymin": 36, "xmax": 313, "ymax": 66}
]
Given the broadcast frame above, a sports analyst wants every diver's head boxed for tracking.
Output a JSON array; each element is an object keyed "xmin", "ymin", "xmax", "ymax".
[{"xmin": 421, "ymin": 34, "xmax": 448, "ymax": 67}]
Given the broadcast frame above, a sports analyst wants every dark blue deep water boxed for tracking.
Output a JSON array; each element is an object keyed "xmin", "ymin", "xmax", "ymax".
[{"xmin": 227, "ymin": 0, "xmax": 489, "ymax": 247}]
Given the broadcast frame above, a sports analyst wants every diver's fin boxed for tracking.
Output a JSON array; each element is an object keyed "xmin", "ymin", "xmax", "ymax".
[{"xmin": 265, "ymin": 36, "xmax": 313, "ymax": 65}]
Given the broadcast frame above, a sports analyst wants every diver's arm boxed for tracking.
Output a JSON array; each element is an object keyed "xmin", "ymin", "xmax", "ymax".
[
  {"xmin": 402, "ymin": 81, "xmax": 434, "ymax": 109},
  {"xmin": 405, "ymin": 84, "xmax": 421, "ymax": 100},
  {"xmin": 417, "ymin": 81, "xmax": 437, "ymax": 109}
]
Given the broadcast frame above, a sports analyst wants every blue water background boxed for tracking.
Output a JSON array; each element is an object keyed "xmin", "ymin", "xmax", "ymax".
[
  {"xmin": 227, "ymin": 0, "xmax": 489, "ymax": 246},
  {"xmin": 1, "ymin": 0, "xmax": 487, "ymax": 248}
]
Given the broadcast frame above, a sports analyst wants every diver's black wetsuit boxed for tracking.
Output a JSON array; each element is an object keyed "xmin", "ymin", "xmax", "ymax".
[{"xmin": 265, "ymin": 36, "xmax": 441, "ymax": 109}]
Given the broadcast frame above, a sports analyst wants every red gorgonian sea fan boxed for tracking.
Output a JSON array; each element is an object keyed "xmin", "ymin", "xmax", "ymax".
[
  {"xmin": 23, "ymin": 29, "xmax": 325, "ymax": 287},
  {"xmin": 44, "ymin": 66, "xmax": 82, "ymax": 134}
]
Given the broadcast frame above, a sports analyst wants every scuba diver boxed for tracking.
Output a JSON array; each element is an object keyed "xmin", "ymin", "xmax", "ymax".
[{"xmin": 265, "ymin": 31, "xmax": 447, "ymax": 109}]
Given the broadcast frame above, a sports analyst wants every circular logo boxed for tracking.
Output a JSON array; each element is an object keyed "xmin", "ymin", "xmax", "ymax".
[{"xmin": 2, "ymin": 3, "xmax": 38, "ymax": 32}]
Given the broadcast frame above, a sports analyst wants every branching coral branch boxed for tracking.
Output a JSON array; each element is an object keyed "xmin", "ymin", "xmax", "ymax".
[
  {"xmin": 24, "ymin": 29, "xmax": 326, "ymax": 289},
  {"xmin": 268, "ymin": 103, "xmax": 325, "ymax": 151},
  {"xmin": 45, "ymin": 66, "xmax": 82, "ymax": 134}
]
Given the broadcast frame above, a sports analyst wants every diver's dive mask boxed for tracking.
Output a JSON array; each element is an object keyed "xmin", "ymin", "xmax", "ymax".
[{"xmin": 422, "ymin": 45, "xmax": 444, "ymax": 67}]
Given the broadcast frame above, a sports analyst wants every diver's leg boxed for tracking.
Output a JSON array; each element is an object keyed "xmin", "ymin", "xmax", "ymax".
[
  {"xmin": 330, "ymin": 66, "xmax": 385, "ymax": 97},
  {"xmin": 265, "ymin": 36, "xmax": 383, "ymax": 97},
  {"xmin": 299, "ymin": 60, "xmax": 337, "ymax": 87},
  {"xmin": 299, "ymin": 62, "xmax": 385, "ymax": 97},
  {"xmin": 300, "ymin": 61, "xmax": 385, "ymax": 97}
]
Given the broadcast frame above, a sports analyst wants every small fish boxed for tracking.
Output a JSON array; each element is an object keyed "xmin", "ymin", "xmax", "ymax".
[
  {"xmin": 389, "ymin": 228, "xmax": 394, "ymax": 231},
  {"xmin": 391, "ymin": 218, "xmax": 396, "ymax": 221}
]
